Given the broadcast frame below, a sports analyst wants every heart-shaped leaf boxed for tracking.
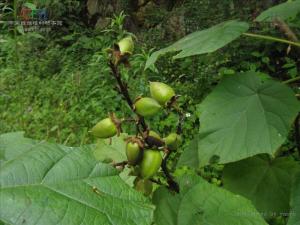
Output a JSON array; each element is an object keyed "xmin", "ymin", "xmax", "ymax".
[
  {"xmin": 222, "ymin": 155, "xmax": 300, "ymax": 218},
  {"xmin": 153, "ymin": 174, "xmax": 268, "ymax": 225},
  {"xmin": 178, "ymin": 72, "xmax": 299, "ymax": 168},
  {"xmin": 0, "ymin": 132, "xmax": 154, "ymax": 225}
]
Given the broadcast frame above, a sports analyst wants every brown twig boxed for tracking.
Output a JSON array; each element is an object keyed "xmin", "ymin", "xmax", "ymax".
[
  {"xmin": 108, "ymin": 61, "xmax": 134, "ymax": 109},
  {"xmin": 108, "ymin": 60, "xmax": 148, "ymax": 132}
]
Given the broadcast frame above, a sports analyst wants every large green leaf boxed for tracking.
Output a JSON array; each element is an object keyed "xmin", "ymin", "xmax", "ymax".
[
  {"xmin": 93, "ymin": 133, "xmax": 128, "ymax": 163},
  {"xmin": 153, "ymin": 174, "xmax": 268, "ymax": 225},
  {"xmin": 178, "ymin": 72, "xmax": 299, "ymax": 168},
  {"xmin": 222, "ymin": 155, "xmax": 300, "ymax": 218},
  {"xmin": 0, "ymin": 132, "xmax": 38, "ymax": 163},
  {"xmin": 256, "ymin": 0, "xmax": 300, "ymax": 22},
  {"xmin": 288, "ymin": 172, "xmax": 300, "ymax": 225},
  {"xmin": 0, "ymin": 132, "xmax": 154, "ymax": 225},
  {"xmin": 145, "ymin": 20, "xmax": 249, "ymax": 70}
]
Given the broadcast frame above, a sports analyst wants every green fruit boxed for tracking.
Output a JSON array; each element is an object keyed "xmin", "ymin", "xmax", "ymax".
[
  {"xmin": 126, "ymin": 141, "xmax": 142, "ymax": 165},
  {"xmin": 211, "ymin": 178, "xmax": 222, "ymax": 186},
  {"xmin": 163, "ymin": 133, "xmax": 182, "ymax": 150},
  {"xmin": 140, "ymin": 150, "xmax": 162, "ymax": 178},
  {"xmin": 134, "ymin": 178, "xmax": 153, "ymax": 196},
  {"xmin": 91, "ymin": 118, "xmax": 117, "ymax": 138},
  {"xmin": 150, "ymin": 82, "xmax": 175, "ymax": 106},
  {"xmin": 117, "ymin": 36, "xmax": 134, "ymax": 55},
  {"xmin": 134, "ymin": 97, "xmax": 161, "ymax": 117},
  {"xmin": 215, "ymin": 164, "xmax": 224, "ymax": 172},
  {"xmin": 149, "ymin": 130, "xmax": 161, "ymax": 140},
  {"xmin": 146, "ymin": 130, "xmax": 164, "ymax": 147}
]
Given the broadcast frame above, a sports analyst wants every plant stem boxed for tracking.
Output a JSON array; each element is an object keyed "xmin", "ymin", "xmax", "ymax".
[
  {"xmin": 282, "ymin": 76, "xmax": 300, "ymax": 84},
  {"xmin": 108, "ymin": 61, "xmax": 148, "ymax": 132},
  {"xmin": 149, "ymin": 178, "xmax": 163, "ymax": 185},
  {"xmin": 172, "ymin": 103, "xmax": 185, "ymax": 134},
  {"xmin": 161, "ymin": 150, "xmax": 180, "ymax": 193},
  {"xmin": 242, "ymin": 32, "xmax": 300, "ymax": 47},
  {"xmin": 112, "ymin": 160, "xmax": 128, "ymax": 167},
  {"xmin": 295, "ymin": 113, "xmax": 300, "ymax": 157},
  {"xmin": 167, "ymin": 97, "xmax": 186, "ymax": 134},
  {"xmin": 108, "ymin": 61, "xmax": 134, "ymax": 108}
]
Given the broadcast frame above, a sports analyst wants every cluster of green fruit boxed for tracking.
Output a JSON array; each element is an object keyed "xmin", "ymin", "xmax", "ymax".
[
  {"xmin": 91, "ymin": 36, "xmax": 183, "ymax": 194},
  {"xmin": 91, "ymin": 81, "xmax": 182, "ymax": 179}
]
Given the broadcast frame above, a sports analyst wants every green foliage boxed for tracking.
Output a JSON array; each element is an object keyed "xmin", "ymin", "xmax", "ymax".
[
  {"xmin": 1, "ymin": 1, "xmax": 300, "ymax": 225},
  {"xmin": 0, "ymin": 132, "xmax": 38, "ymax": 163},
  {"xmin": 93, "ymin": 134, "xmax": 128, "ymax": 163},
  {"xmin": 178, "ymin": 72, "xmax": 299, "ymax": 167},
  {"xmin": 0, "ymin": 132, "xmax": 154, "ymax": 225},
  {"xmin": 223, "ymin": 155, "xmax": 300, "ymax": 219},
  {"xmin": 287, "ymin": 172, "xmax": 300, "ymax": 225},
  {"xmin": 0, "ymin": 17, "xmax": 143, "ymax": 145},
  {"xmin": 145, "ymin": 20, "xmax": 249, "ymax": 69},
  {"xmin": 153, "ymin": 174, "xmax": 268, "ymax": 225},
  {"xmin": 256, "ymin": 0, "xmax": 300, "ymax": 22}
]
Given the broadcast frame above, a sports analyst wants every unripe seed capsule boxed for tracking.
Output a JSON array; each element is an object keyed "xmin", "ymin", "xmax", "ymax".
[
  {"xmin": 134, "ymin": 97, "xmax": 161, "ymax": 117},
  {"xmin": 140, "ymin": 149, "xmax": 162, "ymax": 178},
  {"xmin": 91, "ymin": 118, "xmax": 117, "ymax": 138},
  {"xmin": 149, "ymin": 130, "xmax": 161, "ymax": 140},
  {"xmin": 163, "ymin": 133, "xmax": 182, "ymax": 151},
  {"xmin": 117, "ymin": 36, "xmax": 134, "ymax": 55},
  {"xmin": 126, "ymin": 141, "xmax": 142, "ymax": 165},
  {"xmin": 150, "ymin": 82, "xmax": 175, "ymax": 106}
]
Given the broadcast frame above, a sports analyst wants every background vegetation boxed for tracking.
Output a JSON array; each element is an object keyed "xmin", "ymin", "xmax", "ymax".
[{"xmin": 1, "ymin": 0, "xmax": 298, "ymax": 145}]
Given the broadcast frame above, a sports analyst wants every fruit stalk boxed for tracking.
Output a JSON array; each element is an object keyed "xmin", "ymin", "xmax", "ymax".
[
  {"xmin": 162, "ymin": 149, "xmax": 180, "ymax": 193},
  {"xmin": 171, "ymin": 103, "xmax": 185, "ymax": 134},
  {"xmin": 112, "ymin": 160, "xmax": 128, "ymax": 168},
  {"xmin": 108, "ymin": 60, "xmax": 148, "ymax": 132},
  {"xmin": 295, "ymin": 113, "xmax": 300, "ymax": 156},
  {"xmin": 149, "ymin": 178, "xmax": 164, "ymax": 185}
]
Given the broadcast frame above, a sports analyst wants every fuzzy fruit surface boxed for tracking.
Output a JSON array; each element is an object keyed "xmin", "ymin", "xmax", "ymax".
[
  {"xmin": 118, "ymin": 36, "xmax": 134, "ymax": 55},
  {"xmin": 140, "ymin": 149, "xmax": 162, "ymax": 178},
  {"xmin": 134, "ymin": 178, "xmax": 153, "ymax": 196},
  {"xmin": 164, "ymin": 133, "xmax": 182, "ymax": 150},
  {"xmin": 150, "ymin": 82, "xmax": 175, "ymax": 106},
  {"xmin": 126, "ymin": 142, "xmax": 142, "ymax": 165},
  {"xmin": 91, "ymin": 118, "xmax": 117, "ymax": 138},
  {"xmin": 134, "ymin": 97, "xmax": 161, "ymax": 117}
]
